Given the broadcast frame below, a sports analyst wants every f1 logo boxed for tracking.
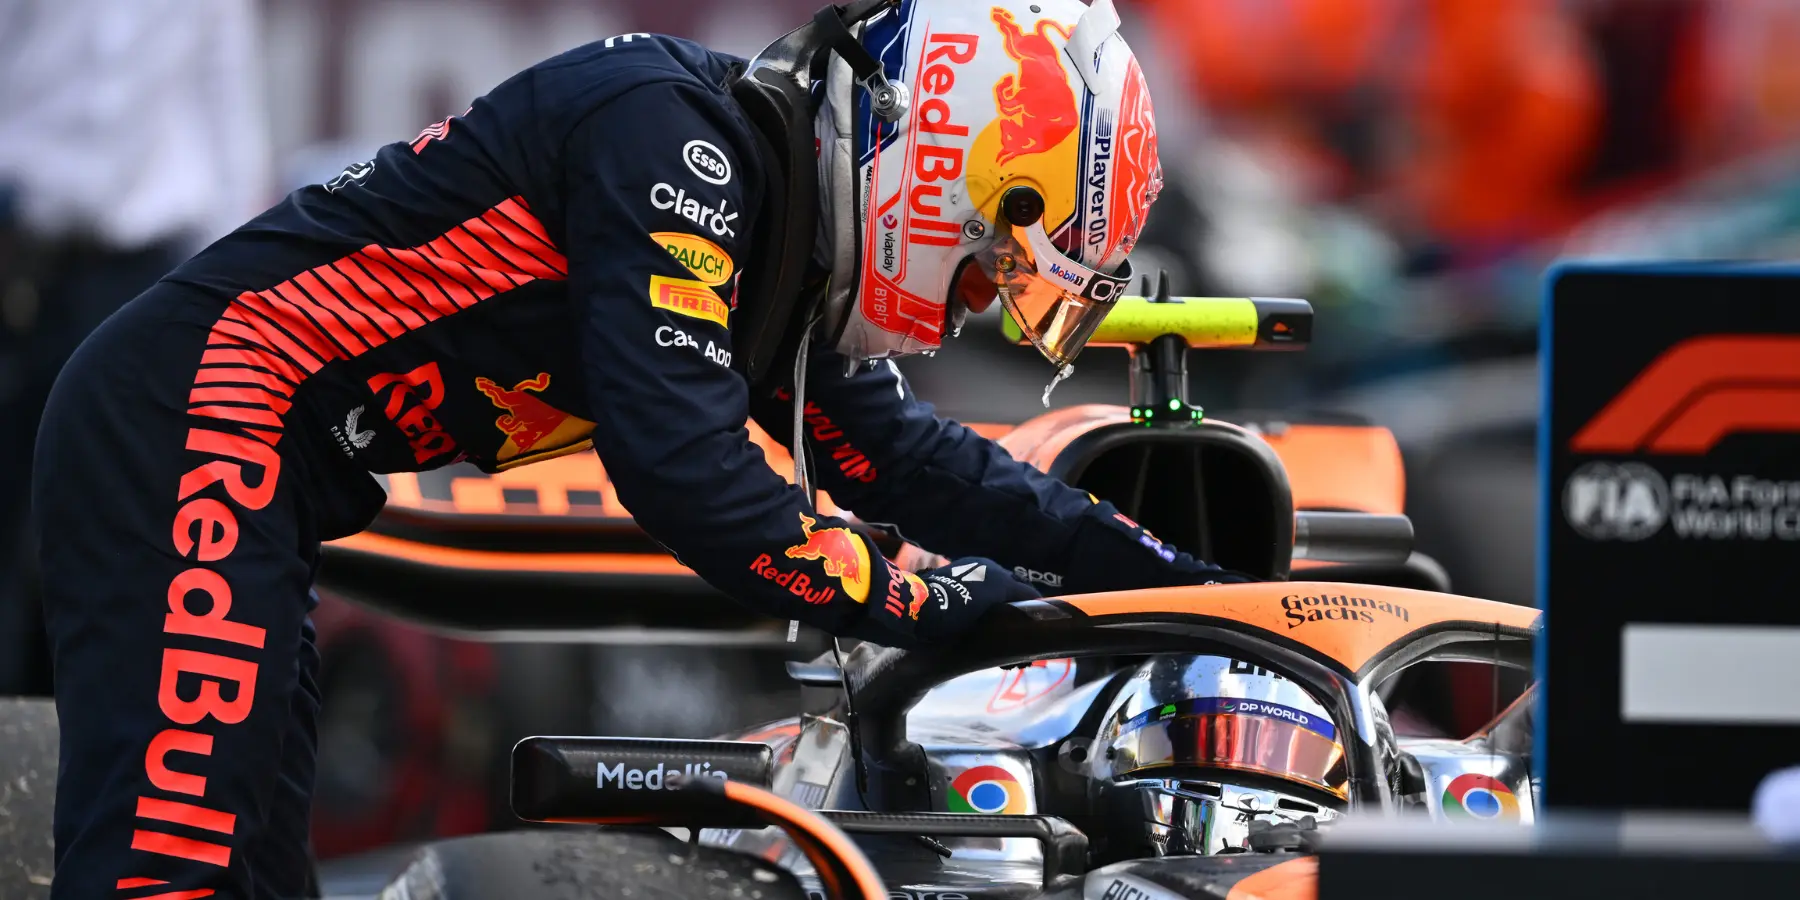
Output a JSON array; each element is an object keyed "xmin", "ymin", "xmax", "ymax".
[{"xmin": 1571, "ymin": 335, "xmax": 1800, "ymax": 455}]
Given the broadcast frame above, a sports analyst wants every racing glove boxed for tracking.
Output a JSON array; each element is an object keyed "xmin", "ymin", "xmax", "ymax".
[
  {"xmin": 1055, "ymin": 501, "xmax": 1257, "ymax": 593},
  {"xmin": 849, "ymin": 557, "xmax": 1040, "ymax": 650}
]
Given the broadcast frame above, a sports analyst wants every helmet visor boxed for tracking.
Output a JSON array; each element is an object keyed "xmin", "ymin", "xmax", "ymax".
[{"xmin": 974, "ymin": 217, "xmax": 1134, "ymax": 367}]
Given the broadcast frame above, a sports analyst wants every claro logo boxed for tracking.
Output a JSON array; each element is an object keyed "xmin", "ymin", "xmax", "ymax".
[
  {"xmin": 598, "ymin": 760, "xmax": 728, "ymax": 790},
  {"xmin": 1281, "ymin": 593, "xmax": 1412, "ymax": 629}
]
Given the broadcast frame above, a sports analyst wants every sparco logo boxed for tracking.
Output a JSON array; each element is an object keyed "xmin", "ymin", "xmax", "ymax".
[
  {"xmin": 597, "ymin": 760, "xmax": 727, "ymax": 790},
  {"xmin": 1281, "ymin": 593, "xmax": 1412, "ymax": 629},
  {"xmin": 683, "ymin": 139, "xmax": 732, "ymax": 185},
  {"xmin": 1013, "ymin": 566, "xmax": 1063, "ymax": 588},
  {"xmin": 1563, "ymin": 461, "xmax": 1668, "ymax": 541}
]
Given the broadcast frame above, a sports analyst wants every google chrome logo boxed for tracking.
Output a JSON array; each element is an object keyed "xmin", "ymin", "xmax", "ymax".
[
  {"xmin": 1442, "ymin": 773, "xmax": 1520, "ymax": 822},
  {"xmin": 948, "ymin": 765, "xmax": 1027, "ymax": 815}
]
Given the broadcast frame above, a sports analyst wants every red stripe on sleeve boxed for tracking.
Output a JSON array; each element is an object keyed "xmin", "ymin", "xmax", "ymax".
[
  {"xmin": 372, "ymin": 248, "xmax": 468, "ymax": 318},
  {"xmin": 199, "ymin": 348, "xmax": 304, "ymax": 385},
  {"xmin": 320, "ymin": 262, "xmax": 414, "ymax": 340},
  {"xmin": 441, "ymin": 227, "xmax": 528, "ymax": 285},
  {"xmin": 207, "ymin": 318, "xmax": 279, "ymax": 355},
  {"xmin": 411, "ymin": 239, "xmax": 521, "ymax": 296},
  {"xmin": 354, "ymin": 248, "xmax": 446, "ymax": 322},
  {"xmin": 189, "ymin": 405, "xmax": 287, "ymax": 429},
  {"xmin": 233, "ymin": 294, "xmax": 327, "ymax": 373},
  {"xmin": 401, "ymin": 250, "xmax": 482, "ymax": 309},
  {"xmin": 423, "ymin": 233, "xmax": 478, "ymax": 268},
  {"xmin": 265, "ymin": 284, "xmax": 354, "ymax": 359},
  {"xmin": 188, "ymin": 385, "xmax": 293, "ymax": 415},
  {"xmin": 333, "ymin": 253, "xmax": 412, "ymax": 338},
  {"xmin": 289, "ymin": 271, "xmax": 384, "ymax": 348},
  {"xmin": 194, "ymin": 366, "xmax": 295, "ymax": 397},
  {"xmin": 470, "ymin": 211, "xmax": 562, "ymax": 279},
  {"xmin": 492, "ymin": 197, "xmax": 567, "ymax": 273}
]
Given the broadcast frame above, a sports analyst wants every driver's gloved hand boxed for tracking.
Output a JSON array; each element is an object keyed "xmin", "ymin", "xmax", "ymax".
[
  {"xmin": 912, "ymin": 557, "xmax": 1041, "ymax": 643},
  {"xmin": 850, "ymin": 556, "xmax": 1039, "ymax": 649},
  {"xmin": 1057, "ymin": 501, "xmax": 1257, "ymax": 593}
]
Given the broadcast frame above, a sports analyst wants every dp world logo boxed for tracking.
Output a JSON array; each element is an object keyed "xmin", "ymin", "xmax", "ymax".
[{"xmin": 1563, "ymin": 462, "xmax": 1669, "ymax": 541}]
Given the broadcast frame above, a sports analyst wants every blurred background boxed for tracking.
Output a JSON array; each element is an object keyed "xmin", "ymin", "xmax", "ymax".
[{"xmin": 5, "ymin": 0, "xmax": 1800, "ymax": 870}]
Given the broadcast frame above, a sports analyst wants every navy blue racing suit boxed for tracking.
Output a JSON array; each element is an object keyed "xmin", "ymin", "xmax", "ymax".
[{"xmin": 33, "ymin": 35, "xmax": 1240, "ymax": 899}]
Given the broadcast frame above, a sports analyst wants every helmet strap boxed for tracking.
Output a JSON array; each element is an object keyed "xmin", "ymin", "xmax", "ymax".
[{"xmin": 810, "ymin": 5, "xmax": 910, "ymax": 122}]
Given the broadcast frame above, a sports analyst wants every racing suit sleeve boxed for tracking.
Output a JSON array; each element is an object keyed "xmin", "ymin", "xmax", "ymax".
[
  {"xmin": 748, "ymin": 350, "xmax": 1254, "ymax": 593},
  {"xmin": 568, "ymin": 84, "xmax": 923, "ymax": 642}
]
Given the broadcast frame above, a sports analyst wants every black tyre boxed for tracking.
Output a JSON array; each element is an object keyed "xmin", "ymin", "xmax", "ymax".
[
  {"xmin": 378, "ymin": 830, "xmax": 808, "ymax": 900},
  {"xmin": 0, "ymin": 698, "xmax": 57, "ymax": 898}
]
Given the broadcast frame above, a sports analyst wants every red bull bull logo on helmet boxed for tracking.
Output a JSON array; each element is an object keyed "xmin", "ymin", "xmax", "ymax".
[
  {"xmin": 780, "ymin": 513, "xmax": 873, "ymax": 603},
  {"xmin": 992, "ymin": 8, "xmax": 1076, "ymax": 165},
  {"xmin": 475, "ymin": 373, "xmax": 597, "ymax": 464}
]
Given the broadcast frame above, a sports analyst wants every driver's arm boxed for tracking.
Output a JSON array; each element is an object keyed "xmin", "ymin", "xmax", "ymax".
[
  {"xmin": 750, "ymin": 348, "xmax": 1253, "ymax": 593},
  {"xmin": 569, "ymin": 83, "xmax": 926, "ymax": 644}
]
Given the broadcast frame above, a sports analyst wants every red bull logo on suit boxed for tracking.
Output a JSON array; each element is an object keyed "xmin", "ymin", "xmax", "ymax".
[
  {"xmin": 774, "ymin": 513, "xmax": 873, "ymax": 603},
  {"xmin": 475, "ymin": 372, "xmax": 597, "ymax": 464}
]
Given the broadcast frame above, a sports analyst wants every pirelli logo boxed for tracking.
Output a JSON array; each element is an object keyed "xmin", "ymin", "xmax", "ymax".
[{"xmin": 648, "ymin": 274, "xmax": 728, "ymax": 328}]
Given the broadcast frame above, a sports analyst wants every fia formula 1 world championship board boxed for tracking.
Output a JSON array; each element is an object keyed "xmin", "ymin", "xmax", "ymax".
[{"xmin": 1540, "ymin": 263, "xmax": 1800, "ymax": 813}]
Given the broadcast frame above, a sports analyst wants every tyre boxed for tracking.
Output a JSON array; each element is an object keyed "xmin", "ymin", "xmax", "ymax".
[
  {"xmin": 378, "ymin": 830, "xmax": 807, "ymax": 900},
  {"xmin": 0, "ymin": 698, "xmax": 57, "ymax": 898}
]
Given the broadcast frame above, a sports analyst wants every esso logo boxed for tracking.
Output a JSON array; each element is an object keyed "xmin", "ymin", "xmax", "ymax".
[
  {"xmin": 1564, "ymin": 461, "xmax": 1669, "ymax": 541},
  {"xmin": 683, "ymin": 140, "xmax": 731, "ymax": 185}
]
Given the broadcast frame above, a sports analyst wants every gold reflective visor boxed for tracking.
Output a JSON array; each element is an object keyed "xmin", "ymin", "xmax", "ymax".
[
  {"xmin": 977, "ymin": 217, "xmax": 1133, "ymax": 367},
  {"xmin": 1108, "ymin": 712, "xmax": 1348, "ymax": 800}
]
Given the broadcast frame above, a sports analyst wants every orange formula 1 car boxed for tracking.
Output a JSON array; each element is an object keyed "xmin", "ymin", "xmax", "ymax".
[{"xmin": 305, "ymin": 292, "xmax": 1541, "ymax": 899}]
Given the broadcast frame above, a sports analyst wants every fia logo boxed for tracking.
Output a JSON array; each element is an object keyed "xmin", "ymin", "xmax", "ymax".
[{"xmin": 1563, "ymin": 461, "xmax": 1668, "ymax": 541}]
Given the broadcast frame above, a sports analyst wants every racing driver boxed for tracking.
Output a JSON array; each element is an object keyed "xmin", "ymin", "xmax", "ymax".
[{"xmin": 33, "ymin": 0, "xmax": 1248, "ymax": 896}]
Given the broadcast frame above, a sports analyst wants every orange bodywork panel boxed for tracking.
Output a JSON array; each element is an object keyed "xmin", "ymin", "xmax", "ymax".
[
  {"xmin": 1059, "ymin": 581, "xmax": 1539, "ymax": 675},
  {"xmin": 1225, "ymin": 856, "xmax": 1318, "ymax": 900},
  {"xmin": 331, "ymin": 530, "xmax": 695, "ymax": 577},
  {"xmin": 994, "ymin": 404, "xmax": 1132, "ymax": 471},
  {"xmin": 359, "ymin": 409, "xmax": 1394, "ymax": 525},
  {"xmin": 1259, "ymin": 424, "xmax": 1405, "ymax": 514}
]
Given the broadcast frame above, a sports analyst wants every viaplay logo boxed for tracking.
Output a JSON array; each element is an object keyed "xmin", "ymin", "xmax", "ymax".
[{"xmin": 1564, "ymin": 336, "xmax": 1800, "ymax": 542}]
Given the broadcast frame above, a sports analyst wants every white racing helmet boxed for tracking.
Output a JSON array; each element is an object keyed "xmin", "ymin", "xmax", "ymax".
[{"xmin": 816, "ymin": 0, "xmax": 1162, "ymax": 366}]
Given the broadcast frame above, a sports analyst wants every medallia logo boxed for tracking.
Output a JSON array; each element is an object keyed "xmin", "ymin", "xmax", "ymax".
[{"xmin": 1563, "ymin": 461, "xmax": 1668, "ymax": 541}]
